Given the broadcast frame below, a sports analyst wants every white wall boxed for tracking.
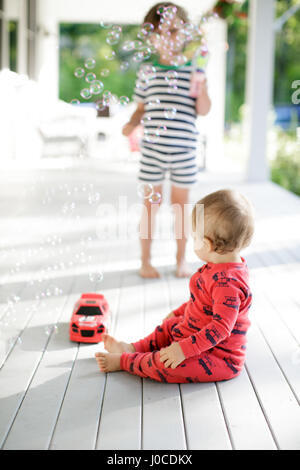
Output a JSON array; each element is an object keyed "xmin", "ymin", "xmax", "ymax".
[{"xmin": 37, "ymin": 0, "xmax": 215, "ymax": 24}]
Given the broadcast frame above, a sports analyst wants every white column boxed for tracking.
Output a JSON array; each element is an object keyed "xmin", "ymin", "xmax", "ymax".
[
  {"xmin": 245, "ymin": 0, "xmax": 275, "ymax": 181},
  {"xmin": 199, "ymin": 18, "xmax": 227, "ymax": 172},
  {"xmin": 35, "ymin": 0, "xmax": 59, "ymax": 100},
  {"xmin": 17, "ymin": 0, "xmax": 28, "ymax": 74},
  {"xmin": 1, "ymin": 0, "xmax": 9, "ymax": 69}
]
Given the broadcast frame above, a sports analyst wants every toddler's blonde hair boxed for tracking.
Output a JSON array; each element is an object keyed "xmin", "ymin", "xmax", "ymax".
[
  {"xmin": 192, "ymin": 189, "xmax": 255, "ymax": 254},
  {"xmin": 143, "ymin": 2, "xmax": 189, "ymax": 29}
]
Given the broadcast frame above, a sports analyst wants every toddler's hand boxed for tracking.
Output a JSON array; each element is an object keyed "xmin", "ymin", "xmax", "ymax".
[
  {"xmin": 164, "ymin": 311, "xmax": 175, "ymax": 320},
  {"xmin": 196, "ymin": 76, "xmax": 207, "ymax": 97},
  {"xmin": 159, "ymin": 342, "xmax": 185, "ymax": 369},
  {"xmin": 122, "ymin": 122, "xmax": 135, "ymax": 137}
]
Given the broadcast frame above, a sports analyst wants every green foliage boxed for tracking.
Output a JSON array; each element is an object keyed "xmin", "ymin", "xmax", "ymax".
[
  {"xmin": 9, "ymin": 21, "xmax": 18, "ymax": 72},
  {"xmin": 59, "ymin": 23, "xmax": 140, "ymax": 104},
  {"xmin": 271, "ymin": 130, "xmax": 300, "ymax": 196},
  {"xmin": 274, "ymin": 0, "xmax": 300, "ymax": 104},
  {"xmin": 225, "ymin": 10, "xmax": 248, "ymax": 124},
  {"xmin": 225, "ymin": 0, "xmax": 300, "ymax": 124}
]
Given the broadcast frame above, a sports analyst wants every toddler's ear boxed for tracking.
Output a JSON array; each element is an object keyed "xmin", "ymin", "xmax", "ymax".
[{"xmin": 203, "ymin": 236, "xmax": 213, "ymax": 252}]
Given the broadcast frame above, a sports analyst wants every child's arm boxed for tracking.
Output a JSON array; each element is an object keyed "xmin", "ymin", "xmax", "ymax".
[
  {"xmin": 195, "ymin": 78, "xmax": 211, "ymax": 116},
  {"xmin": 163, "ymin": 301, "xmax": 188, "ymax": 320},
  {"xmin": 178, "ymin": 285, "xmax": 242, "ymax": 359},
  {"xmin": 122, "ymin": 103, "xmax": 145, "ymax": 136},
  {"xmin": 160, "ymin": 288, "xmax": 242, "ymax": 368}
]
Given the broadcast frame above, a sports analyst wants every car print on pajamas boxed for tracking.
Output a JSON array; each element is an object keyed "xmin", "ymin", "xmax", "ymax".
[
  {"xmin": 69, "ymin": 293, "xmax": 110, "ymax": 343},
  {"xmin": 212, "ymin": 271, "xmax": 237, "ymax": 287},
  {"xmin": 198, "ymin": 355, "xmax": 213, "ymax": 376},
  {"xmin": 205, "ymin": 327, "xmax": 221, "ymax": 346},
  {"xmin": 223, "ymin": 296, "xmax": 239, "ymax": 310}
]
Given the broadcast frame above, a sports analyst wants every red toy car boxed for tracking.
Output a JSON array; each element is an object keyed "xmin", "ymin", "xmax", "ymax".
[{"xmin": 69, "ymin": 293, "xmax": 110, "ymax": 343}]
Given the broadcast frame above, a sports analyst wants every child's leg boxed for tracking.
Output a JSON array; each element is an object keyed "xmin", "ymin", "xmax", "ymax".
[
  {"xmin": 139, "ymin": 183, "xmax": 163, "ymax": 278},
  {"xmin": 100, "ymin": 316, "xmax": 180, "ymax": 355},
  {"xmin": 120, "ymin": 349, "xmax": 243, "ymax": 383},
  {"xmin": 170, "ymin": 185, "xmax": 191, "ymax": 278},
  {"xmin": 132, "ymin": 316, "xmax": 179, "ymax": 353}
]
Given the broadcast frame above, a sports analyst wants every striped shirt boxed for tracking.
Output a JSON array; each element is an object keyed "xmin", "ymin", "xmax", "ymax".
[{"xmin": 133, "ymin": 62, "xmax": 198, "ymax": 153}]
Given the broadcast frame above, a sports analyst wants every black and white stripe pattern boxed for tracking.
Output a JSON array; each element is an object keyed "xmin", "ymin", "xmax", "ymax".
[{"xmin": 133, "ymin": 63, "xmax": 199, "ymax": 187}]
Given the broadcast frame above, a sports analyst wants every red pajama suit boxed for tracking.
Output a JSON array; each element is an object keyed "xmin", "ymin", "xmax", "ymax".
[{"xmin": 120, "ymin": 258, "xmax": 252, "ymax": 383}]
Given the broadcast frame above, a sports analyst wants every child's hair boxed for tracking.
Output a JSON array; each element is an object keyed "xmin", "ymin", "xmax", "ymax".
[
  {"xmin": 143, "ymin": 2, "xmax": 189, "ymax": 29},
  {"xmin": 192, "ymin": 189, "xmax": 255, "ymax": 254}
]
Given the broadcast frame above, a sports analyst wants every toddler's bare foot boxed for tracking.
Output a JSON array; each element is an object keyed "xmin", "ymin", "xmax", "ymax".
[
  {"xmin": 95, "ymin": 352, "xmax": 122, "ymax": 372},
  {"xmin": 139, "ymin": 263, "xmax": 160, "ymax": 278},
  {"xmin": 175, "ymin": 261, "xmax": 192, "ymax": 278},
  {"xmin": 102, "ymin": 333, "xmax": 135, "ymax": 353}
]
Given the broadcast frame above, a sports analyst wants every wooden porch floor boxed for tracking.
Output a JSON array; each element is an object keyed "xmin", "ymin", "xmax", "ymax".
[{"xmin": 0, "ymin": 164, "xmax": 299, "ymax": 450}]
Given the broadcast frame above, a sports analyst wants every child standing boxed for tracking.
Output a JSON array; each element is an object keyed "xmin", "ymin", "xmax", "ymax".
[
  {"xmin": 95, "ymin": 189, "xmax": 255, "ymax": 383},
  {"xmin": 122, "ymin": 2, "xmax": 211, "ymax": 279}
]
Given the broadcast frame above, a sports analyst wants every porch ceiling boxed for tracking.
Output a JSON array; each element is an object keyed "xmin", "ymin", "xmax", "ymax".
[{"xmin": 36, "ymin": 0, "xmax": 216, "ymax": 24}]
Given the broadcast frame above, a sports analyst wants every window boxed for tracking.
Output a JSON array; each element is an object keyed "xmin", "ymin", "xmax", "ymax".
[{"xmin": 76, "ymin": 306, "xmax": 103, "ymax": 316}]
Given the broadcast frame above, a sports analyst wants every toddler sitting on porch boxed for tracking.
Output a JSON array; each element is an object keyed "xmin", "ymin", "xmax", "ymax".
[{"xmin": 95, "ymin": 189, "xmax": 255, "ymax": 383}]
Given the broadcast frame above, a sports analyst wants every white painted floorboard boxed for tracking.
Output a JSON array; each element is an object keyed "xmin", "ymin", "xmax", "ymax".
[{"xmin": 0, "ymin": 165, "xmax": 299, "ymax": 450}]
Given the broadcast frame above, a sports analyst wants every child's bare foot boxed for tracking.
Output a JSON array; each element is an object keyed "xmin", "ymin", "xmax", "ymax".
[
  {"xmin": 95, "ymin": 352, "xmax": 122, "ymax": 372},
  {"xmin": 175, "ymin": 261, "xmax": 192, "ymax": 278},
  {"xmin": 102, "ymin": 333, "xmax": 135, "ymax": 353},
  {"xmin": 139, "ymin": 263, "xmax": 160, "ymax": 278}
]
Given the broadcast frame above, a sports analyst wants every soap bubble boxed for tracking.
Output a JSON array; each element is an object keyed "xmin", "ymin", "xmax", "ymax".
[
  {"xmin": 155, "ymin": 125, "xmax": 167, "ymax": 137},
  {"xmin": 158, "ymin": 18, "xmax": 171, "ymax": 32},
  {"xmin": 156, "ymin": 5, "xmax": 165, "ymax": 15},
  {"xmin": 110, "ymin": 94, "xmax": 119, "ymax": 105},
  {"xmin": 141, "ymin": 22, "xmax": 154, "ymax": 36},
  {"xmin": 164, "ymin": 107, "xmax": 177, "ymax": 119},
  {"xmin": 140, "ymin": 64, "xmax": 156, "ymax": 80},
  {"xmin": 96, "ymin": 99, "xmax": 107, "ymax": 111},
  {"xmin": 70, "ymin": 99, "xmax": 80, "ymax": 105},
  {"xmin": 137, "ymin": 183, "xmax": 154, "ymax": 199},
  {"xmin": 122, "ymin": 40, "xmax": 135, "ymax": 52},
  {"xmin": 100, "ymin": 68, "xmax": 110, "ymax": 77},
  {"xmin": 148, "ymin": 98, "xmax": 160, "ymax": 108},
  {"xmin": 90, "ymin": 80, "xmax": 104, "ymax": 95},
  {"xmin": 119, "ymin": 96, "xmax": 130, "ymax": 106},
  {"xmin": 106, "ymin": 31, "xmax": 120, "ymax": 45},
  {"xmin": 141, "ymin": 47, "xmax": 152, "ymax": 60},
  {"xmin": 88, "ymin": 191, "xmax": 101, "ymax": 205},
  {"xmin": 165, "ymin": 70, "xmax": 178, "ymax": 82},
  {"xmin": 84, "ymin": 58, "xmax": 96, "ymax": 69},
  {"xmin": 144, "ymin": 125, "xmax": 166, "ymax": 144},
  {"xmin": 89, "ymin": 272, "xmax": 104, "ymax": 284},
  {"xmin": 74, "ymin": 67, "xmax": 85, "ymax": 78},
  {"xmin": 103, "ymin": 90, "xmax": 112, "ymax": 100},
  {"xmin": 44, "ymin": 325, "xmax": 52, "ymax": 336},
  {"xmin": 141, "ymin": 116, "xmax": 151, "ymax": 125},
  {"xmin": 100, "ymin": 21, "xmax": 112, "ymax": 29},
  {"xmin": 133, "ymin": 40, "xmax": 143, "ymax": 50},
  {"xmin": 149, "ymin": 191, "xmax": 162, "ymax": 204},
  {"xmin": 80, "ymin": 88, "xmax": 92, "ymax": 100},
  {"xmin": 167, "ymin": 84, "xmax": 178, "ymax": 94},
  {"xmin": 62, "ymin": 201, "xmax": 76, "ymax": 214},
  {"xmin": 105, "ymin": 51, "xmax": 116, "ymax": 61},
  {"xmin": 165, "ymin": 5, "xmax": 177, "ymax": 18},
  {"xmin": 112, "ymin": 25, "xmax": 122, "ymax": 34},
  {"xmin": 120, "ymin": 61, "xmax": 129, "ymax": 72},
  {"xmin": 85, "ymin": 72, "xmax": 97, "ymax": 83},
  {"xmin": 132, "ymin": 51, "xmax": 144, "ymax": 63}
]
